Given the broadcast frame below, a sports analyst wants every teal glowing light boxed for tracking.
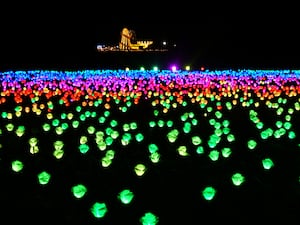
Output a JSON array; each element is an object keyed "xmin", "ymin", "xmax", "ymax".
[
  {"xmin": 288, "ymin": 131, "xmax": 296, "ymax": 139},
  {"xmin": 37, "ymin": 171, "xmax": 51, "ymax": 185},
  {"xmin": 196, "ymin": 146, "xmax": 204, "ymax": 154},
  {"xmin": 140, "ymin": 212, "xmax": 159, "ymax": 225},
  {"xmin": 148, "ymin": 143, "xmax": 159, "ymax": 153},
  {"xmin": 105, "ymin": 136, "xmax": 114, "ymax": 146},
  {"xmin": 183, "ymin": 122, "xmax": 192, "ymax": 133},
  {"xmin": 118, "ymin": 189, "xmax": 134, "ymax": 204},
  {"xmin": 135, "ymin": 133, "xmax": 144, "ymax": 142},
  {"xmin": 52, "ymin": 119, "xmax": 60, "ymax": 127},
  {"xmin": 202, "ymin": 186, "xmax": 216, "ymax": 201},
  {"xmin": 79, "ymin": 144, "xmax": 90, "ymax": 154},
  {"xmin": 166, "ymin": 120, "xmax": 173, "ymax": 127},
  {"xmin": 90, "ymin": 202, "xmax": 108, "ymax": 218},
  {"xmin": 121, "ymin": 133, "xmax": 132, "ymax": 146},
  {"xmin": 72, "ymin": 184, "xmax": 88, "ymax": 199}
]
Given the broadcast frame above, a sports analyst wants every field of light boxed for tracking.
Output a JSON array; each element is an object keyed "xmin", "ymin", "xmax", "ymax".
[{"xmin": 1, "ymin": 68, "xmax": 300, "ymax": 224}]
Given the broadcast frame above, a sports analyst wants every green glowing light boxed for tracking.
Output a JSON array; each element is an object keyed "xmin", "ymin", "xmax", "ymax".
[
  {"xmin": 134, "ymin": 163, "xmax": 146, "ymax": 176},
  {"xmin": 123, "ymin": 123, "xmax": 130, "ymax": 132},
  {"xmin": 208, "ymin": 150, "xmax": 220, "ymax": 161},
  {"xmin": 80, "ymin": 136, "xmax": 88, "ymax": 145},
  {"xmin": 38, "ymin": 171, "xmax": 51, "ymax": 185},
  {"xmin": 15, "ymin": 125, "xmax": 25, "ymax": 137},
  {"xmin": 6, "ymin": 123, "xmax": 14, "ymax": 132},
  {"xmin": 90, "ymin": 202, "xmax": 107, "ymax": 218},
  {"xmin": 140, "ymin": 212, "xmax": 159, "ymax": 225},
  {"xmin": 87, "ymin": 126, "xmax": 96, "ymax": 134},
  {"xmin": 262, "ymin": 158, "xmax": 274, "ymax": 170},
  {"xmin": 72, "ymin": 120, "xmax": 79, "ymax": 128},
  {"xmin": 191, "ymin": 136, "xmax": 202, "ymax": 145},
  {"xmin": 105, "ymin": 127, "xmax": 113, "ymax": 136},
  {"xmin": 166, "ymin": 120, "xmax": 173, "ymax": 127},
  {"xmin": 148, "ymin": 143, "xmax": 159, "ymax": 153},
  {"xmin": 177, "ymin": 145, "xmax": 189, "ymax": 156},
  {"xmin": 101, "ymin": 156, "xmax": 112, "ymax": 167},
  {"xmin": 104, "ymin": 110, "xmax": 110, "ymax": 117},
  {"xmin": 105, "ymin": 136, "xmax": 114, "ymax": 146},
  {"xmin": 227, "ymin": 134, "xmax": 235, "ymax": 142},
  {"xmin": 118, "ymin": 189, "xmax": 134, "ymax": 204},
  {"xmin": 111, "ymin": 130, "xmax": 119, "ymax": 139},
  {"xmin": 183, "ymin": 122, "xmax": 192, "ymax": 133},
  {"xmin": 97, "ymin": 141, "xmax": 107, "ymax": 151},
  {"xmin": 53, "ymin": 148, "xmax": 64, "ymax": 159},
  {"xmin": 61, "ymin": 122, "xmax": 68, "ymax": 130},
  {"xmin": 149, "ymin": 121, "xmax": 156, "ymax": 128},
  {"xmin": 110, "ymin": 119, "xmax": 118, "ymax": 127},
  {"xmin": 247, "ymin": 139, "xmax": 257, "ymax": 150},
  {"xmin": 150, "ymin": 152, "xmax": 160, "ymax": 163},
  {"xmin": 130, "ymin": 122, "xmax": 138, "ymax": 130},
  {"xmin": 29, "ymin": 137, "xmax": 38, "ymax": 147},
  {"xmin": 121, "ymin": 133, "xmax": 132, "ymax": 146},
  {"xmin": 288, "ymin": 131, "xmax": 296, "ymax": 139},
  {"xmin": 231, "ymin": 172, "xmax": 245, "ymax": 186},
  {"xmin": 11, "ymin": 160, "xmax": 24, "ymax": 172},
  {"xmin": 54, "ymin": 140, "xmax": 64, "ymax": 150},
  {"xmin": 105, "ymin": 150, "xmax": 115, "ymax": 159},
  {"xmin": 202, "ymin": 186, "xmax": 216, "ymax": 201},
  {"xmin": 98, "ymin": 116, "xmax": 106, "ymax": 124},
  {"xmin": 72, "ymin": 184, "xmax": 87, "ymax": 199},
  {"xmin": 79, "ymin": 144, "xmax": 89, "ymax": 154},
  {"xmin": 196, "ymin": 146, "xmax": 204, "ymax": 154},
  {"xmin": 135, "ymin": 133, "xmax": 144, "ymax": 142},
  {"xmin": 55, "ymin": 126, "xmax": 64, "ymax": 135},
  {"xmin": 52, "ymin": 119, "xmax": 60, "ymax": 127},
  {"xmin": 221, "ymin": 147, "xmax": 231, "ymax": 158}
]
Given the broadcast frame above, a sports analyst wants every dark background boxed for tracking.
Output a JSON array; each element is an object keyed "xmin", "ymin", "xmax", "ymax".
[{"xmin": 0, "ymin": 2, "xmax": 299, "ymax": 71}]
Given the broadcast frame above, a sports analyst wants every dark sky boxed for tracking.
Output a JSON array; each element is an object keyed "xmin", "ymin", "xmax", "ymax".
[{"xmin": 1, "ymin": 2, "xmax": 299, "ymax": 71}]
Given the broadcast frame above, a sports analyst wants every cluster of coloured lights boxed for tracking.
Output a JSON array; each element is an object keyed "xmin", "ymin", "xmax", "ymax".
[{"xmin": 2, "ymin": 68, "xmax": 300, "ymax": 223}]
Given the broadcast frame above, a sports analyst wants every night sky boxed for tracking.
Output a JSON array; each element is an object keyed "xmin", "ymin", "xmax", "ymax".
[{"xmin": 0, "ymin": 2, "xmax": 299, "ymax": 71}]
